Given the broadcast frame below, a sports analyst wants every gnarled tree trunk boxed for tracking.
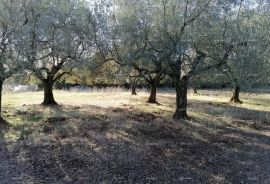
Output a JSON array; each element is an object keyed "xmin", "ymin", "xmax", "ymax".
[
  {"xmin": 131, "ymin": 84, "xmax": 137, "ymax": 95},
  {"xmin": 173, "ymin": 76, "xmax": 189, "ymax": 119},
  {"xmin": 193, "ymin": 88, "xmax": 198, "ymax": 95},
  {"xmin": 148, "ymin": 83, "xmax": 157, "ymax": 103},
  {"xmin": 230, "ymin": 85, "xmax": 242, "ymax": 103},
  {"xmin": 42, "ymin": 77, "xmax": 57, "ymax": 106}
]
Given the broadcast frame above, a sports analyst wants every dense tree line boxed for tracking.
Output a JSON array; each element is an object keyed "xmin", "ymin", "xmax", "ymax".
[{"xmin": 0, "ymin": 0, "xmax": 269, "ymax": 121}]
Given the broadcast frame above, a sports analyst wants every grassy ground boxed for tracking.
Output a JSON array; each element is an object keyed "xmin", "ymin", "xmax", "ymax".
[{"xmin": 1, "ymin": 89, "xmax": 270, "ymax": 183}]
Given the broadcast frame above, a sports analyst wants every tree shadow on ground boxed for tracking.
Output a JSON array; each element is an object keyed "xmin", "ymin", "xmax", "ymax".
[
  {"xmin": 0, "ymin": 120, "xmax": 29, "ymax": 184},
  {"xmin": 2, "ymin": 103, "xmax": 269, "ymax": 184}
]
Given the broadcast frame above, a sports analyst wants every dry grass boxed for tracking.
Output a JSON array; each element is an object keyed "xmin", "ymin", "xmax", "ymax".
[{"xmin": 1, "ymin": 89, "xmax": 270, "ymax": 183}]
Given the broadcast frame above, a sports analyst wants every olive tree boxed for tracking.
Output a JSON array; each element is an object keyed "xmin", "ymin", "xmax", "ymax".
[
  {"xmin": 0, "ymin": 0, "xmax": 24, "ymax": 122},
  {"xmin": 209, "ymin": 0, "xmax": 267, "ymax": 103},
  {"xmin": 109, "ymin": 0, "xmax": 168, "ymax": 103},
  {"xmin": 144, "ymin": 0, "xmax": 215, "ymax": 119},
  {"xmin": 17, "ymin": 0, "xmax": 91, "ymax": 105}
]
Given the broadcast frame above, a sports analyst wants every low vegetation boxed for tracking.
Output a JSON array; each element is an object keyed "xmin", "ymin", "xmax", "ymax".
[{"xmin": 0, "ymin": 89, "xmax": 269, "ymax": 183}]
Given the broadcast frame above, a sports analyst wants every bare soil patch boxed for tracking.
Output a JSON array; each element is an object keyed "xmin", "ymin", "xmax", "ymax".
[{"xmin": 0, "ymin": 91, "xmax": 270, "ymax": 183}]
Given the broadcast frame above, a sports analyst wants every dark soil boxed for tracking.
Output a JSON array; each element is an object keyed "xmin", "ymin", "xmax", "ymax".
[{"xmin": 0, "ymin": 104, "xmax": 270, "ymax": 184}]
